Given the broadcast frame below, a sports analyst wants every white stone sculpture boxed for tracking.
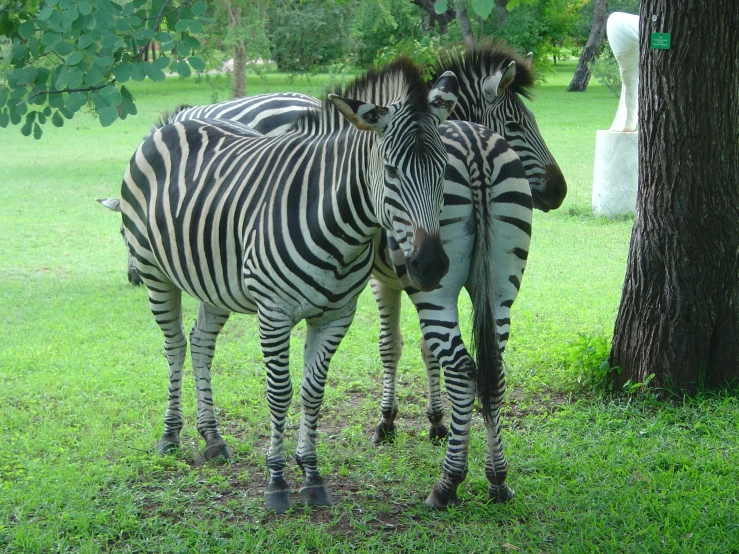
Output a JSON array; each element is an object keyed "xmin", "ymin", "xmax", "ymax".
[{"xmin": 592, "ymin": 12, "xmax": 640, "ymax": 217}]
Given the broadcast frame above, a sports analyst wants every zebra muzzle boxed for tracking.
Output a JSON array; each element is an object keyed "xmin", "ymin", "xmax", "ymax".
[{"xmin": 406, "ymin": 229, "xmax": 449, "ymax": 291}]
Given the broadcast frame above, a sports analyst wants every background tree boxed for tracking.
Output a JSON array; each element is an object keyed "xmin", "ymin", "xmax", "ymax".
[
  {"xmin": 0, "ymin": 0, "xmax": 210, "ymax": 138},
  {"xmin": 609, "ymin": 0, "xmax": 739, "ymax": 391},
  {"xmin": 566, "ymin": 0, "xmax": 607, "ymax": 91}
]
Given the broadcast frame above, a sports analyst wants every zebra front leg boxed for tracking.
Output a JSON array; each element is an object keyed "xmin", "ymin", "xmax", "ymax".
[
  {"xmin": 148, "ymin": 285, "xmax": 187, "ymax": 455},
  {"xmin": 370, "ymin": 278, "xmax": 403, "ymax": 444},
  {"xmin": 190, "ymin": 302, "xmax": 231, "ymax": 462},
  {"xmin": 259, "ymin": 313, "xmax": 295, "ymax": 513},
  {"xmin": 420, "ymin": 338, "xmax": 448, "ymax": 443},
  {"xmin": 296, "ymin": 308, "xmax": 357, "ymax": 507}
]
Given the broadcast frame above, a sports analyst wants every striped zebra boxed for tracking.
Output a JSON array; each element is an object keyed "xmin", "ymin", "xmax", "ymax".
[
  {"xmin": 118, "ymin": 59, "xmax": 460, "ymax": 513},
  {"xmin": 135, "ymin": 43, "xmax": 561, "ymax": 446}
]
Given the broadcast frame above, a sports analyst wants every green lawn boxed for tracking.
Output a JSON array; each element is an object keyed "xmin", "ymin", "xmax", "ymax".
[{"xmin": 1, "ymin": 63, "xmax": 737, "ymax": 553}]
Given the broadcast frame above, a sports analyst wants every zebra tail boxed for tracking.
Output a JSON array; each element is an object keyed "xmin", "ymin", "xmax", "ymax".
[{"xmin": 469, "ymin": 172, "xmax": 504, "ymax": 426}]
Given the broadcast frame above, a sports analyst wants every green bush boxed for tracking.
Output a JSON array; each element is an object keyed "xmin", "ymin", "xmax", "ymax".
[{"xmin": 592, "ymin": 42, "xmax": 622, "ymax": 97}]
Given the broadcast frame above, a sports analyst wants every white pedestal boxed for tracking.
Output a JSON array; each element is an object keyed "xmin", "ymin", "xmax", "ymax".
[{"xmin": 592, "ymin": 130, "xmax": 638, "ymax": 216}]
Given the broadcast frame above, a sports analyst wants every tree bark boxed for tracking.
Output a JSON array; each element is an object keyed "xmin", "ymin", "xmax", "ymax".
[
  {"xmin": 495, "ymin": 0, "xmax": 508, "ymax": 25},
  {"xmin": 567, "ymin": 0, "xmax": 608, "ymax": 92},
  {"xmin": 412, "ymin": 0, "xmax": 455, "ymax": 34},
  {"xmin": 227, "ymin": 3, "xmax": 247, "ymax": 98},
  {"xmin": 454, "ymin": 0, "xmax": 473, "ymax": 43},
  {"xmin": 610, "ymin": 0, "xmax": 739, "ymax": 392}
]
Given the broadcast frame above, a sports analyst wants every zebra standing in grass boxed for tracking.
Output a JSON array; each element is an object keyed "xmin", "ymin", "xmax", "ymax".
[
  {"xmin": 119, "ymin": 59, "xmax": 459, "ymax": 513},
  {"xmin": 142, "ymin": 42, "xmax": 565, "ymax": 445}
]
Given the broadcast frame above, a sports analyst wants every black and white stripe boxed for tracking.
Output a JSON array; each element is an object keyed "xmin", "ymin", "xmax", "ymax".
[{"xmin": 118, "ymin": 59, "xmax": 458, "ymax": 513}]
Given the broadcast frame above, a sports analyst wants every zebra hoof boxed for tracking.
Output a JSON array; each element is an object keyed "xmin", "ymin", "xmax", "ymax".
[
  {"xmin": 428, "ymin": 424, "xmax": 448, "ymax": 444},
  {"xmin": 203, "ymin": 439, "xmax": 231, "ymax": 462},
  {"xmin": 424, "ymin": 487, "xmax": 460, "ymax": 510},
  {"xmin": 372, "ymin": 421, "xmax": 396, "ymax": 444},
  {"xmin": 265, "ymin": 477, "xmax": 293, "ymax": 513},
  {"xmin": 488, "ymin": 483, "xmax": 515, "ymax": 503},
  {"xmin": 156, "ymin": 435, "xmax": 180, "ymax": 456},
  {"xmin": 299, "ymin": 484, "xmax": 333, "ymax": 507}
]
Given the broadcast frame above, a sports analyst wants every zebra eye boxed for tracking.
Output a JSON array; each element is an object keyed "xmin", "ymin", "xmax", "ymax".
[{"xmin": 384, "ymin": 165, "xmax": 399, "ymax": 180}]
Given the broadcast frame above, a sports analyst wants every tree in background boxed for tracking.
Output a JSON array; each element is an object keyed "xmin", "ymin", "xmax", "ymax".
[
  {"xmin": 0, "ymin": 0, "xmax": 210, "ymax": 137},
  {"xmin": 566, "ymin": 0, "xmax": 607, "ymax": 90},
  {"xmin": 610, "ymin": 0, "xmax": 739, "ymax": 391}
]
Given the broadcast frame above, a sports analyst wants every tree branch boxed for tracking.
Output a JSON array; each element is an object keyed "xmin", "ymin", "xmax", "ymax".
[
  {"xmin": 21, "ymin": 82, "xmax": 110, "ymax": 105},
  {"xmin": 133, "ymin": 0, "xmax": 176, "ymax": 62},
  {"xmin": 411, "ymin": 0, "xmax": 456, "ymax": 29}
]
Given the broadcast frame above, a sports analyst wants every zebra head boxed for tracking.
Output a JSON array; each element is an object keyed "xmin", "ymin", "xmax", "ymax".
[
  {"xmin": 329, "ymin": 69, "xmax": 459, "ymax": 292},
  {"xmin": 435, "ymin": 42, "xmax": 567, "ymax": 212}
]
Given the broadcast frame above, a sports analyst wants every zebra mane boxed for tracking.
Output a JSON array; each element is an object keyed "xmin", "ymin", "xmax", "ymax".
[
  {"xmin": 431, "ymin": 40, "xmax": 535, "ymax": 100},
  {"xmin": 292, "ymin": 57, "xmax": 432, "ymax": 134},
  {"xmin": 149, "ymin": 104, "xmax": 193, "ymax": 135}
]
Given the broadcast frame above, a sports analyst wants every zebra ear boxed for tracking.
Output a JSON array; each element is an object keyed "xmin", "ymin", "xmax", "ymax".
[
  {"xmin": 97, "ymin": 198, "xmax": 121, "ymax": 212},
  {"xmin": 524, "ymin": 52, "xmax": 534, "ymax": 67},
  {"xmin": 427, "ymin": 70, "xmax": 459, "ymax": 125},
  {"xmin": 328, "ymin": 94, "xmax": 391, "ymax": 134},
  {"xmin": 482, "ymin": 60, "xmax": 517, "ymax": 103}
]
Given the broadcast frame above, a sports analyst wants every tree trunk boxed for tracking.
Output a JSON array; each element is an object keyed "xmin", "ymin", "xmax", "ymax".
[
  {"xmin": 567, "ymin": 0, "xmax": 608, "ymax": 92},
  {"xmin": 454, "ymin": 0, "xmax": 473, "ymax": 43},
  {"xmin": 610, "ymin": 0, "xmax": 739, "ymax": 392},
  {"xmin": 495, "ymin": 0, "xmax": 508, "ymax": 25},
  {"xmin": 227, "ymin": 3, "xmax": 247, "ymax": 98},
  {"xmin": 412, "ymin": 0, "xmax": 455, "ymax": 34}
]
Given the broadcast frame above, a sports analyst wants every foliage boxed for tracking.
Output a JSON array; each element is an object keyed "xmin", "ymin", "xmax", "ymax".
[
  {"xmin": 266, "ymin": 0, "xmax": 353, "ymax": 74},
  {"xmin": 592, "ymin": 41, "xmax": 621, "ymax": 96},
  {"xmin": 562, "ymin": 333, "xmax": 614, "ymax": 392},
  {"xmin": 350, "ymin": 0, "xmax": 418, "ymax": 67},
  {"xmin": 373, "ymin": 36, "xmax": 444, "ymax": 82},
  {"xmin": 0, "ymin": 0, "xmax": 211, "ymax": 138}
]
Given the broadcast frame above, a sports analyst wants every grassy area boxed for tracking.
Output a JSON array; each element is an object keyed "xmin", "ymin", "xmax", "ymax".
[{"xmin": 1, "ymin": 63, "xmax": 738, "ymax": 552}]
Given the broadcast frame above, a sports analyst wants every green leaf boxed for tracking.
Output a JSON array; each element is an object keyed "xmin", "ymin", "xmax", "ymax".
[
  {"xmin": 134, "ymin": 0, "xmax": 147, "ymax": 7},
  {"xmin": 155, "ymin": 32, "xmax": 171, "ymax": 43},
  {"xmin": 66, "ymin": 67, "xmax": 84, "ymax": 88},
  {"xmin": 434, "ymin": 0, "xmax": 448, "ymax": 14},
  {"xmin": 187, "ymin": 56, "xmax": 206, "ymax": 72},
  {"xmin": 182, "ymin": 35, "xmax": 200, "ymax": 50},
  {"xmin": 152, "ymin": 56, "xmax": 170, "ymax": 70},
  {"xmin": 63, "ymin": 5, "xmax": 79, "ymax": 24},
  {"xmin": 33, "ymin": 122, "xmax": 43, "ymax": 139},
  {"xmin": 144, "ymin": 64, "xmax": 166, "ymax": 82},
  {"xmin": 21, "ymin": 121, "xmax": 33, "ymax": 136},
  {"xmin": 191, "ymin": 1, "xmax": 207, "ymax": 16},
  {"xmin": 175, "ymin": 42, "xmax": 190, "ymax": 57},
  {"xmin": 188, "ymin": 20, "xmax": 203, "ymax": 34},
  {"xmin": 173, "ymin": 60, "xmax": 191, "ymax": 78},
  {"xmin": 55, "ymin": 41, "xmax": 75, "ymax": 56},
  {"xmin": 130, "ymin": 62, "xmax": 146, "ymax": 82},
  {"xmin": 471, "ymin": 0, "xmax": 495, "ymax": 19},
  {"xmin": 0, "ymin": 111, "xmax": 9, "ymax": 128},
  {"xmin": 159, "ymin": 41, "xmax": 174, "ymax": 53},
  {"xmin": 101, "ymin": 33, "xmax": 120, "ymax": 49},
  {"xmin": 38, "ymin": 6, "xmax": 54, "ymax": 20},
  {"xmin": 120, "ymin": 85, "xmax": 134, "ymax": 102},
  {"xmin": 85, "ymin": 66, "xmax": 104, "ymax": 86},
  {"xmin": 123, "ymin": 2, "xmax": 134, "ymax": 16},
  {"xmin": 41, "ymin": 31, "xmax": 62, "ymax": 45},
  {"xmin": 19, "ymin": 21, "xmax": 36, "ymax": 38},
  {"xmin": 52, "ymin": 110, "xmax": 65, "ymax": 127},
  {"xmin": 113, "ymin": 62, "xmax": 131, "ymax": 83},
  {"xmin": 78, "ymin": 0, "xmax": 92, "ymax": 15},
  {"xmin": 94, "ymin": 55, "xmax": 114, "ymax": 67},
  {"xmin": 175, "ymin": 19, "xmax": 190, "ymax": 32},
  {"xmin": 54, "ymin": 66, "xmax": 69, "ymax": 89},
  {"xmin": 78, "ymin": 34, "xmax": 94, "ymax": 49},
  {"xmin": 129, "ymin": 15, "xmax": 142, "ymax": 26},
  {"xmin": 98, "ymin": 106, "xmax": 118, "ymax": 127},
  {"xmin": 65, "ymin": 91, "xmax": 88, "ymax": 112},
  {"xmin": 0, "ymin": 92, "xmax": 7, "ymax": 108},
  {"xmin": 100, "ymin": 85, "xmax": 121, "ymax": 106},
  {"xmin": 43, "ymin": 106, "xmax": 52, "ymax": 116},
  {"xmin": 60, "ymin": 0, "xmax": 74, "ymax": 9},
  {"xmin": 65, "ymin": 51, "xmax": 83, "ymax": 65}
]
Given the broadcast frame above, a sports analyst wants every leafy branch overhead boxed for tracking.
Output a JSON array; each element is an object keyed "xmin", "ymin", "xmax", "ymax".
[{"xmin": 0, "ymin": 0, "xmax": 212, "ymax": 138}]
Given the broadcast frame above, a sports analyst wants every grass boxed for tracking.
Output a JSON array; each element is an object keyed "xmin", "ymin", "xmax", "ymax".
[{"xmin": 1, "ymin": 62, "xmax": 738, "ymax": 552}]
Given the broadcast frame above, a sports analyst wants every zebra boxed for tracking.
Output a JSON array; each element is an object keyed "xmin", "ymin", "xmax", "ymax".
[
  {"xmin": 117, "ymin": 59, "xmax": 460, "ymax": 513},
  {"xmin": 127, "ymin": 42, "xmax": 562, "ymax": 447}
]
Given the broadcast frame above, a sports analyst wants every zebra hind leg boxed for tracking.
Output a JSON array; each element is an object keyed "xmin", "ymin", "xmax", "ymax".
[
  {"xmin": 259, "ymin": 313, "xmax": 295, "ymax": 513},
  {"xmin": 370, "ymin": 279, "xmax": 402, "ymax": 444},
  {"xmin": 148, "ymin": 284, "xmax": 188, "ymax": 456},
  {"xmin": 420, "ymin": 338, "xmax": 448, "ymax": 444},
  {"xmin": 484, "ymin": 370, "xmax": 515, "ymax": 503},
  {"xmin": 190, "ymin": 302, "xmax": 231, "ymax": 462}
]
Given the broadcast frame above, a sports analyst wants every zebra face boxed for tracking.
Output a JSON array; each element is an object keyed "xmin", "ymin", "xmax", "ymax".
[
  {"xmin": 329, "ymin": 71, "xmax": 459, "ymax": 291},
  {"xmin": 481, "ymin": 63, "xmax": 568, "ymax": 212}
]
